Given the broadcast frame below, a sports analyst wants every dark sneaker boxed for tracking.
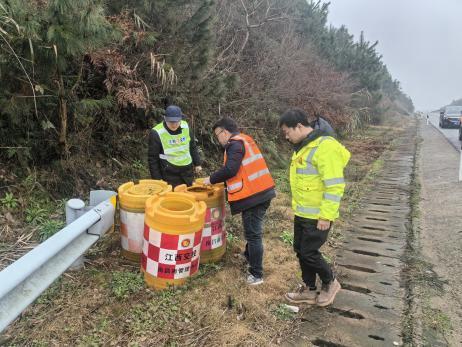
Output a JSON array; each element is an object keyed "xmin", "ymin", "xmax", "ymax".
[
  {"xmin": 285, "ymin": 285, "xmax": 317, "ymax": 304},
  {"xmin": 246, "ymin": 274, "xmax": 264, "ymax": 285},
  {"xmin": 316, "ymin": 278, "xmax": 341, "ymax": 307}
]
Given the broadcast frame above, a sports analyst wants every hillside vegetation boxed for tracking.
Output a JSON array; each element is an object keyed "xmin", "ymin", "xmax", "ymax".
[
  {"xmin": 0, "ymin": 0, "xmax": 412, "ymax": 190},
  {"xmin": 448, "ymin": 98, "xmax": 462, "ymax": 107}
]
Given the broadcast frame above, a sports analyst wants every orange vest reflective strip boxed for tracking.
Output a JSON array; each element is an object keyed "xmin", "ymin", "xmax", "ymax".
[{"xmin": 224, "ymin": 133, "xmax": 274, "ymax": 202}]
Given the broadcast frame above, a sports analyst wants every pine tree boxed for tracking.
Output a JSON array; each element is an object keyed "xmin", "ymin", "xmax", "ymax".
[
  {"xmin": 0, "ymin": 0, "xmax": 114, "ymax": 156},
  {"xmin": 44, "ymin": 0, "xmax": 113, "ymax": 153}
]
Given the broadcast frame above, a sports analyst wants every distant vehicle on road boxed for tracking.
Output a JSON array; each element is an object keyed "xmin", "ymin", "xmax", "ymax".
[
  {"xmin": 439, "ymin": 106, "xmax": 462, "ymax": 129},
  {"xmin": 459, "ymin": 111, "xmax": 462, "ymax": 141}
]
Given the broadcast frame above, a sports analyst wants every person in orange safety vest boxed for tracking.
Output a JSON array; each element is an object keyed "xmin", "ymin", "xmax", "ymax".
[{"xmin": 203, "ymin": 117, "xmax": 276, "ymax": 285}]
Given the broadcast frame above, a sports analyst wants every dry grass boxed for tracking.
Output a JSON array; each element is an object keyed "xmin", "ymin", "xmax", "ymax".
[
  {"xmin": 0, "ymin": 229, "xmax": 37, "ymax": 269},
  {"xmin": 0, "ymin": 210, "xmax": 39, "ymax": 270},
  {"xmin": 1, "ymin": 217, "xmax": 304, "ymax": 346},
  {"xmin": 0, "ymin": 118, "xmax": 407, "ymax": 346}
]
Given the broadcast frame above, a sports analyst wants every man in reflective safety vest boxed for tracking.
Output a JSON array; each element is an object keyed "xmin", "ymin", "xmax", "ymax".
[
  {"xmin": 148, "ymin": 105, "xmax": 202, "ymax": 187},
  {"xmin": 279, "ymin": 108, "xmax": 350, "ymax": 307},
  {"xmin": 203, "ymin": 117, "xmax": 276, "ymax": 285}
]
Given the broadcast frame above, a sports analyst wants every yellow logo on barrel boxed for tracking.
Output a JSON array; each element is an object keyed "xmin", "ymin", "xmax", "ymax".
[
  {"xmin": 181, "ymin": 239, "xmax": 191, "ymax": 247},
  {"xmin": 212, "ymin": 208, "xmax": 221, "ymax": 219}
]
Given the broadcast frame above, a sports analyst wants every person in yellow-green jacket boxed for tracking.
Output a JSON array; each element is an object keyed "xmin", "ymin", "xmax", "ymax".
[
  {"xmin": 279, "ymin": 108, "xmax": 351, "ymax": 307},
  {"xmin": 148, "ymin": 105, "xmax": 202, "ymax": 188}
]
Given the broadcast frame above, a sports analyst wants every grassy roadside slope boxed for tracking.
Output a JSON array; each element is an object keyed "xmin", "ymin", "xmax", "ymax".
[{"xmin": 0, "ymin": 118, "xmax": 406, "ymax": 346}]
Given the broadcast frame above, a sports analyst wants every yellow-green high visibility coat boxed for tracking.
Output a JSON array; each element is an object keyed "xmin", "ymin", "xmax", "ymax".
[
  {"xmin": 153, "ymin": 121, "xmax": 192, "ymax": 166},
  {"xmin": 290, "ymin": 136, "xmax": 351, "ymax": 221}
]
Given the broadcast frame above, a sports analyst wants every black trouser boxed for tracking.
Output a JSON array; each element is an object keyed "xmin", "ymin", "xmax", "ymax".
[
  {"xmin": 294, "ymin": 216, "xmax": 333, "ymax": 288},
  {"xmin": 241, "ymin": 200, "xmax": 271, "ymax": 278},
  {"xmin": 162, "ymin": 169, "xmax": 194, "ymax": 188}
]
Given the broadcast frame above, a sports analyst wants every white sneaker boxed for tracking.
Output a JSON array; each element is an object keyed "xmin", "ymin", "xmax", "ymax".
[{"xmin": 247, "ymin": 274, "xmax": 264, "ymax": 285}]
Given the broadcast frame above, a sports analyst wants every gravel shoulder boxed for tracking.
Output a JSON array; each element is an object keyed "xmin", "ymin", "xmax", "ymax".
[{"xmin": 418, "ymin": 120, "xmax": 462, "ymax": 346}]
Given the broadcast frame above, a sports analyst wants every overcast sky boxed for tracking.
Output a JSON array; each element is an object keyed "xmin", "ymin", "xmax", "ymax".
[{"xmin": 324, "ymin": 0, "xmax": 462, "ymax": 111}]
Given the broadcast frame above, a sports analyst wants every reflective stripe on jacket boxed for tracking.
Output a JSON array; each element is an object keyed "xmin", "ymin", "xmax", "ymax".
[
  {"xmin": 225, "ymin": 133, "xmax": 275, "ymax": 202},
  {"xmin": 153, "ymin": 121, "xmax": 192, "ymax": 166},
  {"xmin": 290, "ymin": 136, "xmax": 350, "ymax": 221}
]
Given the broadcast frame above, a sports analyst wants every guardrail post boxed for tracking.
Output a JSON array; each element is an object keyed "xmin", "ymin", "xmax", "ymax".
[
  {"xmin": 65, "ymin": 199, "xmax": 86, "ymax": 270},
  {"xmin": 64, "ymin": 191, "xmax": 117, "ymax": 270}
]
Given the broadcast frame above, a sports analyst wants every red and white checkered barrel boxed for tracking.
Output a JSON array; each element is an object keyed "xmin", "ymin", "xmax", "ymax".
[
  {"xmin": 175, "ymin": 182, "xmax": 227, "ymax": 263},
  {"xmin": 142, "ymin": 192, "xmax": 207, "ymax": 290},
  {"xmin": 120, "ymin": 209, "xmax": 145, "ymax": 256},
  {"xmin": 201, "ymin": 200, "xmax": 226, "ymax": 260},
  {"xmin": 118, "ymin": 180, "xmax": 172, "ymax": 262}
]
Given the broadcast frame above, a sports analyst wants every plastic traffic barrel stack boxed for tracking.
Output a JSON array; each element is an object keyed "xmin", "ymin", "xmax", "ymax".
[
  {"xmin": 142, "ymin": 192, "xmax": 206, "ymax": 290},
  {"xmin": 118, "ymin": 180, "xmax": 172, "ymax": 262},
  {"xmin": 175, "ymin": 181, "xmax": 226, "ymax": 263}
]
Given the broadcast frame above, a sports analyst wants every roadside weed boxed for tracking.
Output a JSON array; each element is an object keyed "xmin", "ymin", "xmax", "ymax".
[
  {"xmin": 272, "ymin": 304, "xmax": 296, "ymax": 321},
  {"xmin": 227, "ymin": 231, "xmax": 239, "ymax": 244},
  {"xmin": 25, "ymin": 202, "xmax": 48, "ymax": 224},
  {"xmin": 1, "ymin": 192, "xmax": 19, "ymax": 209},
  {"xmin": 280, "ymin": 230, "xmax": 294, "ymax": 246},
  {"xmin": 38, "ymin": 220, "xmax": 65, "ymax": 241},
  {"xmin": 110, "ymin": 271, "xmax": 144, "ymax": 299}
]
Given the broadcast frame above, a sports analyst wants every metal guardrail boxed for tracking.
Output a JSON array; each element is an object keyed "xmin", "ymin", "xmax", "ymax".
[{"xmin": 0, "ymin": 194, "xmax": 116, "ymax": 333}]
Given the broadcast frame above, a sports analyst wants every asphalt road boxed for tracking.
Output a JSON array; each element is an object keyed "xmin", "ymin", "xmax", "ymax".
[{"xmin": 425, "ymin": 112, "xmax": 461, "ymax": 151}]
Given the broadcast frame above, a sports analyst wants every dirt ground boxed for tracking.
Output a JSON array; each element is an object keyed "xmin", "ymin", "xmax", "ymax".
[
  {"xmin": 0, "ymin": 122, "xmax": 398, "ymax": 346},
  {"xmin": 417, "ymin": 120, "xmax": 462, "ymax": 345}
]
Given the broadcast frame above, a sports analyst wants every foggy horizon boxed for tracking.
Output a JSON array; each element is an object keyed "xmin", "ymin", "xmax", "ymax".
[{"xmin": 324, "ymin": 0, "xmax": 462, "ymax": 112}]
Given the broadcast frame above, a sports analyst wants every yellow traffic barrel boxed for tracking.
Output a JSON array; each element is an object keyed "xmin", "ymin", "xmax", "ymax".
[
  {"xmin": 142, "ymin": 192, "xmax": 206, "ymax": 290},
  {"xmin": 176, "ymin": 180, "xmax": 227, "ymax": 263},
  {"xmin": 118, "ymin": 180, "xmax": 172, "ymax": 262}
]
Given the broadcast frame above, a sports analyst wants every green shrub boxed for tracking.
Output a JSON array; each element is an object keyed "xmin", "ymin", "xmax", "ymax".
[
  {"xmin": 25, "ymin": 202, "xmax": 48, "ymax": 225},
  {"xmin": 0, "ymin": 192, "xmax": 19, "ymax": 209},
  {"xmin": 38, "ymin": 220, "xmax": 65, "ymax": 241}
]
